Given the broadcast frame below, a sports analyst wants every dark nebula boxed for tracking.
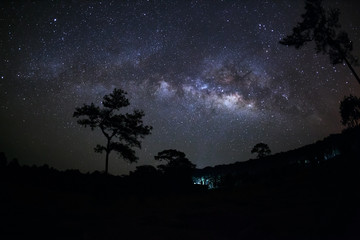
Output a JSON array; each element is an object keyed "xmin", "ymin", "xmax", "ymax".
[{"xmin": 1, "ymin": 0, "xmax": 360, "ymax": 174}]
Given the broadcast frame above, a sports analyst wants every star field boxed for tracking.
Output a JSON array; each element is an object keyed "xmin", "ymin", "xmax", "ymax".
[{"xmin": 1, "ymin": 0, "xmax": 360, "ymax": 175}]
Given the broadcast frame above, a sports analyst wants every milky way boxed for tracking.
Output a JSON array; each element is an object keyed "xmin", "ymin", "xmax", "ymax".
[{"xmin": 1, "ymin": 0, "xmax": 360, "ymax": 174}]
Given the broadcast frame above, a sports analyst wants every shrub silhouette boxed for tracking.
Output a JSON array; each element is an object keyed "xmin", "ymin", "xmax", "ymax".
[
  {"xmin": 251, "ymin": 143, "xmax": 271, "ymax": 159},
  {"xmin": 155, "ymin": 149, "xmax": 196, "ymax": 189}
]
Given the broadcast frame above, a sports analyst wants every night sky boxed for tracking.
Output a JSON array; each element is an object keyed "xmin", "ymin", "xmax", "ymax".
[{"xmin": 1, "ymin": 0, "xmax": 360, "ymax": 175}]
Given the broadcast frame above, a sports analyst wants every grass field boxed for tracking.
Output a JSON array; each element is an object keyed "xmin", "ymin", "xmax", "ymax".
[{"xmin": 1, "ymin": 155, "xmax": 359, "ymax": 239}]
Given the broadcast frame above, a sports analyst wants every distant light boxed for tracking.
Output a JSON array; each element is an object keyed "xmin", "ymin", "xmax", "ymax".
[{"xmin": 54, "ymin": 18, "xmax": 57, "ymax": 22}]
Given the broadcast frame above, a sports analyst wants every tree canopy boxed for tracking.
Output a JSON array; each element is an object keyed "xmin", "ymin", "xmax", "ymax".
[
  {"xmin": 73, "ymin": 88, "xmax": 152, "ymax": 174},
  {"xmin": 340, "ymin": 95, "xmax": 360, "ymax": 128},
  {"xmin": 154, "ymin": 149, "xmax": 196, "ymax": 188},
  {"xmin": 251, "ymin": 143, "xmax": 271, "ymax": 159},
  {"xmin": 155, "ymin": 149, "xmax": 196, "ymax": 172},
  {"xmin": 279, "ymin": 0, "xmax": 359, "ymax": 84}
]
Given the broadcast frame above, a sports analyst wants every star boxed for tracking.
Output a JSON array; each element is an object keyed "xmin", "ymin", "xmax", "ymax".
[{"xmin": 0, "ymin": 0, "xmax": 359, "ymax": 175}]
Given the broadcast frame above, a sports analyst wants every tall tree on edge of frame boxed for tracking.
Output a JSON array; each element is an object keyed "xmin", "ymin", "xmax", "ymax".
[{"xmin": 279, "ymin": 0, "xmax": 360, "ymax": 84}]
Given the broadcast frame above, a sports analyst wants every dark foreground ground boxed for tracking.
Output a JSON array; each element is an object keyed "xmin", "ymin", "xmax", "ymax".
[{"xmin": 1, "ymin": 155, "xmax": 360, "ymax": 240}]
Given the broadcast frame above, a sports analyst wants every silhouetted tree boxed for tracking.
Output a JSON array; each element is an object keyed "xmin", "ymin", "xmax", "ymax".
[
  {"xmin": 279, "ymin": 0, "xmax": 360, "ymax": 84},
  {"xmin": 129, "ymin": 165, "xmax": 161, "ymax": 192},
  {"xmin": 155, "ymin": 149, "xmax": 196, "ymax": 187},
  {"xmin": 131, "ymin": 165, "xmax": 159, "ymax": 178},
  {"xmin": 251, "ymin": 143, "xmax": 271, "ymax": 159},
  {"xmin": 340, "ymin": 95, "xmax": 360, "ymax": 128},
  {"xmin": 73, "ymin": 88, "xmax": 152, "ymax": 174},
  {"xmin": 155, "ymin": 149, "xmax": 196, "ymax": 171}
]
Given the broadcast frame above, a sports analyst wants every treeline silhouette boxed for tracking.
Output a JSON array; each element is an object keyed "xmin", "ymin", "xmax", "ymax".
[
  {"xmin": 1, "ymin": 127, "xmax": 359, "ymax": 199},
  {"xmin": 193, "ymin": 126, "xmax": 360, "ymax": 189},
  {"xmin": 1, "ymin": 127, "xmax": 360, "ymax": 239},
  {"xmin": 0, "ymin": 152, "xmax": 203, "ymax": 201}
]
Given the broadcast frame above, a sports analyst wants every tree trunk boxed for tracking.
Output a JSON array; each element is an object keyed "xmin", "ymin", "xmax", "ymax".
[
  {"xmin": 343, "ymin": 57, "xmax": 360, "ymax": 85},
  {"xmin": 332, "ymin": 41, "xmax": 360, "ymax": 85},
  {"xmin": 105, "ymin": 138, "xmax": 110, "ymax": 174},
  {"xmin": 105, "ymin": 150, "xmax": 109, "ymax": 174}
]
